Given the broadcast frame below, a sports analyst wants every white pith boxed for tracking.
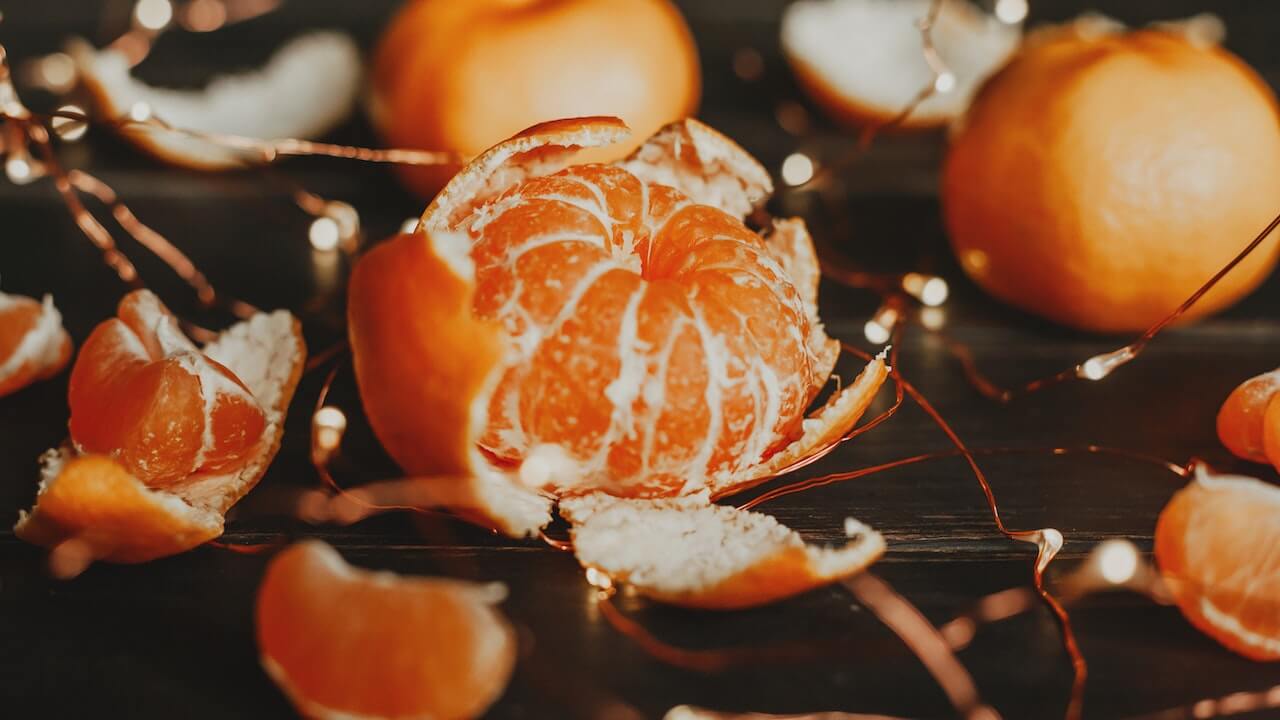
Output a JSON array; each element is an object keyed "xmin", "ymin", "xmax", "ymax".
[
  {"xmin": 782, "ymin": 0, "xmax": 1021, "ymax": 124},
  {"xmin": 72, "ymin": 32, "xmax": 361, "ymax": 169},
  {"xmin": 562, "ymin": 493, "xmax": 886, "ymax": 599}
]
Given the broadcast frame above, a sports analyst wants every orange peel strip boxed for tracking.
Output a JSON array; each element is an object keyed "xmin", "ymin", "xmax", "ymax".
[
  {"xmin": 562, "ymin": 493, "xmax": 885, "ymax": 610},
  {"xmin": 15, "ymin": 308, "xmax": 305, "ymax": 569}
]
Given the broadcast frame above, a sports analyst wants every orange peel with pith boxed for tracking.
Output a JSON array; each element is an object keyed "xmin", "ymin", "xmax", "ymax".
[{"xmin": 15, "ymin": 290, "xmax": 305, "ymax": 570}]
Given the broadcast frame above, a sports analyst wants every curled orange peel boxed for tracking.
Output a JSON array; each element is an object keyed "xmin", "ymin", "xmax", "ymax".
[{"xmin": 15, "ymin": 307, "xmax": 305, "ymax": 572}]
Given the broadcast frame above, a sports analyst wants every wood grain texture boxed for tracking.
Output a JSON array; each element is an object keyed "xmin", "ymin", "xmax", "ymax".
[{"xmin": 2, "ymin": 1, "xmax": 1279, "ymax": 718}]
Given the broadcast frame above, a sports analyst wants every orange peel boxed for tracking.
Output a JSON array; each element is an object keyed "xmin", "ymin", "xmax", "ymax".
[
  {"xmin": 0, "ymin": 290, "xmax": 72, "ymax": 397},
  {"xmin": 15, "ymin": 298, "xmax": 305, "ymax": 571},
  {"xmin": 562, "ymin": 493, "xmax": 884, "ymax": 609},
  {"xmin": 70, "ymin": 33, "xmax": 361, "ymax": 170},
  {"xmin": 257, "ymin": 540, "xmax": 516, "ymax": 720},
  {"xmin": 348, "ymin": 116, "xmax": 889, "ymax": 607},
  {"xmin": 781, "ymin": 0, "xmax": 1021, "ymax": 129}
]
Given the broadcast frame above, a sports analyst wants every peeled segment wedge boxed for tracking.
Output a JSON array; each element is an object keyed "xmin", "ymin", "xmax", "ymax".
[
  {"xmin": 1217, "ymin": 368, "xmax": 1280, "ymax": 465},
  {"xmin": 70, "ymin": 32, "xmax": 361, "ymax": 170},
  {"xmin": 1155, "ymin": 466, "xmax": 1280, "ymax": 661},
  {"xmin": 561, "ymin": 493, "xmax": 885, "ymax": 609},
  {"xmin": 782, "ymin": 0, "xmax": 1021, "ymax": 128},
  {"xmin": 0, "ymin": 290, "xmax": 72, "ymax": 397},
  {"xmin": 257, "ymin": 540, "xmax": 516, "ymax": 720},
  {"xmin": 14, "ymin": 301, "xmax": 305, "ymax": 571}
]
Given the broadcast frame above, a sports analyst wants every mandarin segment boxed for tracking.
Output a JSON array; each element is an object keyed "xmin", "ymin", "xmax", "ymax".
[
  {"xmin": 257, "ymin": 540, "xmax": 516, "ymax": 720},
  {"xmin": 1217, "ymin": 369, "xmax": 1280, "ymax": 464},
  {"xmin": 1155, "ymin": 467, "xmax": 1280, "ymax": 661},
  {"xmin": 68, "ymin": 290, "xmax": 267, "ymax": 487},
  {"xmin": 0, "ymin": 291, "xmax": 73, "ymax": 397}
]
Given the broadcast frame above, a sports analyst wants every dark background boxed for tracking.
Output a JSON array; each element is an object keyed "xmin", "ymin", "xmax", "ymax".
[{"xmin": 2, "ymin": 1, "xmax": 1279, "ymax": 718}]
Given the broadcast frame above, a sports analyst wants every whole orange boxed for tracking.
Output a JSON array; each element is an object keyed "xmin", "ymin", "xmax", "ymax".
[
  {"xmin": 943, "ymin": 26, "xmax": 1280, "ymax": 333},
  {"xmin": 370, "ymin": 0, "xmax": 701, "ymax": 197}
]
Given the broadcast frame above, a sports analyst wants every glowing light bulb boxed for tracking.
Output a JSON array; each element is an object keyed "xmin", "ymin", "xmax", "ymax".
[
  {"xmin": 920, "ymin": 307, "xmax": 946, "ymax": 331},
  {"xmin": 128, "ymin": 101, "xmax": 153, "ymax": 123},
  {"xmin": 901, "ymin": 273, "xmax": 949, "ymax": 307},
  {"xmin": 5, "ymin": 156, "xmax": 33, "ymax": 184},
  {"xmin": 994, "ymin": 0, "xmax": 1028, "ymax": 24},
  {"xmin": 775, "ymin": 101, "xmax": 810, "ymax": 136},
  {"xmin": 1096, "ymin": 539, "xmax": 1139, "ymax": 585},
  {"xmin": 184, "ymin": 0, "xmax": 228, "ymax": 32},
  {"xmin": 1079, "ymin": 347, "xmax": 1136, "ymax": 381},
  {"xmin": 309, "ymin": 217, "xmax": 340, "ymax": 252},
  {"xmin": 134, "ymin": 0, "xmax": 174, "ymax": 30},
  {"xmin": 52, "ymin": 105, "xmax": 88, "ymax": 141},
  {"xmin": 864, "ymin": 320, "xmax": 890, "ymax": 345},
  {"xmin": 584, "ymin": 567, "xmax": 613, "ymax": 591},
  {"xmin": 934, "ymin": 71, "xmax": 957, "ymax": 94},
  {"xmin": 781, "ymin": 152, "xmax": 815, "ymax": 187},
  {"xmin": 312, "ymin": 406, "xmax": 348, "ymax": 453},
  {"xmin": 37, "ymin": 53, "xmax": 77, "ymax": 93},
  {"xmin": 320, "ymin": 201, "xmax": 360, "ymax": 252},
  {"xmin": 400, "ymin": 217, "xmax": 420, "ymax": 235},
  {"xmin": 864, "ymin": 301, "xmax": 900, "ymax": 345}
]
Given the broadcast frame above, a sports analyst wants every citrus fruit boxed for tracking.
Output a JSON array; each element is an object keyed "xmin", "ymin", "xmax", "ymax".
[
  {"xmin": 69, "ymin": 290, "xmax": 266, "ymax": 486},
  {"xmin": 348, "ymin": 117, "xmax": 889, "ymax": 608},
  {"xmin": 351, "ymin": 117, "xmax": 880, "ymax": 498},
  {"xmin": 782, "ymin": 0, "xmax": 1021, "ymax": 129},
  {"xmin": 1217, "ymin": 369, "xmax": 1280, "ymax": 464},
  {"xmin": 943, "ymin": 23, "xmax": 1280, "ymax": 332},
  {"xmin": 257, "ymin": 540, "xmax": 516, "ymax": 720},
  {"xmin": 16, "ymin": 300, "xmax": 305, "ymax": 571},
  {"xmin": 1155, "ymin": 466, "xmax": 1280, "ymax": 660},
  {"xmin": 0, "ymin": 290, "xmax": 72, "ymax": 397},
  {"xmin": 369, "ymin": 0, "xmax": 700, "ymax": 196}
]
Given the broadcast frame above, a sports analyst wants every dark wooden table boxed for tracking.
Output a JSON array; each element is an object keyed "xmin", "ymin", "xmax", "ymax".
[{"xmin": 3, "ymin": 2, "xmax": 1279, "ymax": 718}]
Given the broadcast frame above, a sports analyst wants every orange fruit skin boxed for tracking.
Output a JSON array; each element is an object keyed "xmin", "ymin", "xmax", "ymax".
[
  {"xmin": 1155, "ymin": 471, "xmax": 1280, "ymax": 661},
  {"xmin": 68, "ymin": 291, "xmax": 266, "ymax": 487},
  {"xmin": 0, "ymin": 295, "xmax": 72, "ymax": 397},
  {"xmin": 349, "ymin": 232, "xmax": 507, "ymax": 480},
  {"xmin": 13, "ymin": 454, "xmax": 224, "ymax": 563},
  {"xmin": 1217, "ymin": 369, "xmax": 1280, "ymax": 464},
  {"xmin": 370, "ymin": 0, "xmax": 701, "ymax": 196},
  {"xmin": 943, "ymin": 29, "xmax": 1280, "ymax": 333},
  {"xmin": 257, "ymin": 541, "xmax": 515, "ymax": 720}
]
